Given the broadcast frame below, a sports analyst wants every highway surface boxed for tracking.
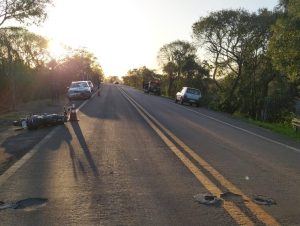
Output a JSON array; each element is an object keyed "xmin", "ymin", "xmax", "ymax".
[{"xmin": 0, "ymin": 84, "xmax": 300, "ymax": 225}]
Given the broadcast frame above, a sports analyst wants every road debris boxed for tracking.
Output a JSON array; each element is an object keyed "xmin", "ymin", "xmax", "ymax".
[
  {"xmin": 0, "ymin": 198, "xmax": 48, "ymax": 211},
  {"xmin": 253, "ymin": 195, "xmax": 277, "ymax": 206},
  {"xmin": 220, "ymin": 191, "xmax": 246, "ymax": 203},
  {"xmin": 0, "ymin": 202, "xmax": 18, "ymax": 210},
  {"xmin": 194, "ymin": 193, "xmax": 222, "ymax": 206}
]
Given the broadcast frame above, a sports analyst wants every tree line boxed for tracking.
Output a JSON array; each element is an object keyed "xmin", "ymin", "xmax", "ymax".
[
  {"xmin": 123, "ymin": 0, "xmax": 300, "ymax": 123},
  {"xmin": 0, "ymin": 0, "xmax": 104, "ymax": 112}
]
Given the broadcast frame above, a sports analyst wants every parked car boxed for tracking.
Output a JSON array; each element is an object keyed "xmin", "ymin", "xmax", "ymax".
[
  {"xmin": 175, "ymin": 87, "xmax": 202, "ymax": 107},
  {"xmin": 67, "ymin": 81, "xmax": 92, "ymax": 100}
]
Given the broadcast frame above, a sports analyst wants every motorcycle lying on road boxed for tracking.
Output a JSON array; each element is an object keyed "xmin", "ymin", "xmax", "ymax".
[{"xmin": 13, "ymin": 106, "xmax": 71, "ymax": 130}]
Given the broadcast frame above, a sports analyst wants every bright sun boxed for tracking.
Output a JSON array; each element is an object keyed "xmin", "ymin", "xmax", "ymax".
[
  {"xmin": 38, "ymin": 0, "xmax": 158, "ymax": 75},
  {"xmin": 47, "ymin": 40, "xmax": 68, "ymax": 59}
]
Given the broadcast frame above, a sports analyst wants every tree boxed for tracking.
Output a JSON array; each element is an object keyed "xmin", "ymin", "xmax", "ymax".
[
  {"xmin": 0, "ymin": 0, "xmax": 52, "ymax": 110},
  {"xmin": 0, "ymin": 27, "xmax": 48, "ymax": 66},
  {"xmin": 157, "ymin": 40, "xmax": 201, "ymax": 96},
  {"xmin": 0, "ymin": 27, "xmax": 49, "ymax": 109},
  {"xmin": 192, "ymin": 9, "xmax": 279, "ymax": 114},
  {"xmin": 53, "ymin": 48, "xmax": 104, "ymax": 92},
  {"xmin": 123, "ymin": 66, "xmax": 159, "ymax": 89},
  {"xmin": 0, "ymin": 0, "xmax": 52, "ymax": 27},
  {"xmin": 193, "ymin": 9, "xmax": 257, "ymax": 112},
  {"xmin": 236, "ymin": 9, "xmax": 278, "ymax": 119},
  {"xmin": 269, "ymin": 0, "xmax": 300, "ymax": 82}
]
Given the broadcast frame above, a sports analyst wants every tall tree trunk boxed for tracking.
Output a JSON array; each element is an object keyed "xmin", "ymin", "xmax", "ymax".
[
  {"xmin": 168, "ymin": 75, "xmax": 174, "ymax": 97},
  {"xmin": 7, "ymin": 46, "xmax": 17, "ymax": 110},
  {"xmin": 223, "ymin": 63, "xmax": 242, "ymax": 113}
]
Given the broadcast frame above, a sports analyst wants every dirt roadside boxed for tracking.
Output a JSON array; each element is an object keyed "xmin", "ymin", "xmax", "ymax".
[{"xmin": 0, "ymin": 97, "xmax": 68, "ymax": 175}]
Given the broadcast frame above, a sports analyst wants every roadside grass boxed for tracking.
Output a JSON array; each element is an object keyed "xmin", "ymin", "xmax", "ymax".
[
  {"xmin": 134, "ymin": 85, "xmax": 300, "ymax": 141},
  {"xmin": 158, "ymin": 91, "xmax": 300, "ymax": 141},
  {"xmin": 242, "ymin": 118, "xmax": 300, "ymax": 141}
]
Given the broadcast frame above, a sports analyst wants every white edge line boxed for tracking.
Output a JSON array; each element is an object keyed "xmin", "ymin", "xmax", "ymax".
[
  {"xmin": 123, "ymin": 86, "xmax": 300, "ymax": 154},
  {"xmin": 181, "ymin": 105, "xmax": 300, "ymax": 153},
  {"xmin": 0, "ymin": 88, "xmax": 100, "ymax": 186},
  {"xmin": 0, "ymin": 127, "xmax": 59, "ymax": 187},
  {"xmin": 76, "ymin": 88, "xmax": 100, "ymax": 112}
]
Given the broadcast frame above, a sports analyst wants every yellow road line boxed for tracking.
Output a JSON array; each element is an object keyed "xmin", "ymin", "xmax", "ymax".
[
  {"xmin": 119, "ymin": 88, "xmax": 254, "ymax": 226},
  {"xmin": 119, "ymin": 87, "xmax": 280, "ymax": 226}
]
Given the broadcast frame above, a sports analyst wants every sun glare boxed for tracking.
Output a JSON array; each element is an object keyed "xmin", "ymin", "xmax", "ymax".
[
  {"xmin": 37, "ymin": 0, "xmax": 158, "ymax": 75},
  {"xmin": 47, "ymin": 40, "xmax": 68, "ymax": 59}
]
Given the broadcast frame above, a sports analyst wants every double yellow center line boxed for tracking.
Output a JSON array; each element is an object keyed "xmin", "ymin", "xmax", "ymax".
[{"xmin": 119, "ymin": 87, "xmax": 279, "ymax": 226}]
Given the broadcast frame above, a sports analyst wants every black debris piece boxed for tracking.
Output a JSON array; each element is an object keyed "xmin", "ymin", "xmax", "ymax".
[
  {"xmin": 0, "ymin": 202, "xmax": 18, "ymax": 210},
  {"xmin": 253, "ymin": 195, "xmax": 277, "ymax": 206},
  {"xmin": 0, "ymin": 198, "xmax": 48, "ymax": 211},
  {"xmin": 194, "ymin": 193, "xmax": 222, "ymax": 206},
  {"xmin": 14, "ymin": 198, "xmax": 48, "ymax": 210},
  {"xmin": 220, "ymin": 191, "xmax": 245, "ymax": 203}
]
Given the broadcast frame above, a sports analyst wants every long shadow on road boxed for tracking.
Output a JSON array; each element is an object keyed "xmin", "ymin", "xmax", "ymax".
[{"xmin": 70, "ymin": 121, "xmax": 99, "ymax": 178}]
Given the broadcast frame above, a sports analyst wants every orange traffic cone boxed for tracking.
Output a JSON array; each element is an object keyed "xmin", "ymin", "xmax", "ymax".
[{"xmin": 69, "ymin": 103, "xmax": 79, "ymax": 121}]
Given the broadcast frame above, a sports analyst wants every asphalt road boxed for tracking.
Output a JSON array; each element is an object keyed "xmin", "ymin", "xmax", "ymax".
[{"xmin": 0, "ymin": 84, "xmax": 300, "ymax": 225}]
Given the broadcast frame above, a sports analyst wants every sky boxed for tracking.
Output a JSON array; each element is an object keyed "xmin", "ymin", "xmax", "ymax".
[{"xmin": 30, "ymin": 0, "xmax": 279, "ymax": 77}]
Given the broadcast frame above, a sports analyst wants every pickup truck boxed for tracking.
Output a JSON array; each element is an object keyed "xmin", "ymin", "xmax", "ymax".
[{"xmin": 143, "ymin": 80, "xmax": 161, "ymax": 96}]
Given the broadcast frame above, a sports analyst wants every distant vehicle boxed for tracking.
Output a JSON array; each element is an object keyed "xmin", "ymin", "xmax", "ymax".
[
  {"xmin": 67, "ymin": 81, "xmax": 92, "ymax": 100},
  {"xmin": 114, "ymin": 81, "xmax": 119, "ymax": 84},
  {"xmin": 175, "ymin": 87, "xmax": 202, "ymax": 107},
  {"xmin": 143, "ymin": 80, "xmax": 161, "ymax": 95}
]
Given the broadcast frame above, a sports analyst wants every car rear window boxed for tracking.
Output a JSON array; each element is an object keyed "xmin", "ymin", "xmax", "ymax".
[
  {"xmin": 187, "ymin": 88, "xmax": 200, "ymax": 95},
  {"xmin": 71, "ymin": 82, "xmax": 88, "ymax": 88}
]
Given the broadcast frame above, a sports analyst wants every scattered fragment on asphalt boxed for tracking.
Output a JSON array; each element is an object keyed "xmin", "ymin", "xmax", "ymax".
[
  {"xmin": 14, "ymin": 198, "xmax": 48, "ymax": 210},
  {"xmin": 194, "ymin": 193, "xmax": 222, "ymax": 206},
  {"xmin": 253, "ymin": 195, "xmax": 277, "ymax": 206},
  {"xmin": 220, "ymin": 191, "xmax": 245, "ymax": 203},
  {"xmin": 0, "ymin": 202, "xmax": 18, "ymax": 210},
  {"xmin": 0, "ymin": 198, "xmax": 48, "ymax": 211}
]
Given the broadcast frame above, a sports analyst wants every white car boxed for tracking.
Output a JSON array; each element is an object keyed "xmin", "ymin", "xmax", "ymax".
[
  {"xmin": 67, "ymin": 81, "xmax": 92, "ymax": 100},
  {"xmin": 175, "ymin": 87, "xmax": 202, "ymax": 107}
]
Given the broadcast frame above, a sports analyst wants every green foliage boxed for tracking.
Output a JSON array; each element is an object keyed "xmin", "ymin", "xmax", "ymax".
[
  {"xmin": 191, "ymin": 8, "xmax": 295, "ymax": 121},
  {"xmin": 0, "ymin": 27, "xmax": 48, "ymax": 67},
  {"xmin": 123, "ymin": 66, "xmax": 159, "ymax": 89},
  {"xmin": 269, "ymin": 0, "xmax": 300, "ymax": 82},
  {"xmin": 49, "ymin": 48, "xmax": 104, "ymax": 94},
  {"xmin": 0, "ymin": 30, "xmax": 104, "ymax": 112},
  {"xmin": 157, "ymin": 40, "xmax": 208, "ymax": 97},
  {"xmin": 0, "ymin": 0, "xmax": 53, "ymax": 27},
  {"xmin": 193, "ymin": 9, "xmax": 269, "ymax": 113},
  {"xmin": 242, "ymin": 117, "xmax": 300, "ymax": 141}
]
